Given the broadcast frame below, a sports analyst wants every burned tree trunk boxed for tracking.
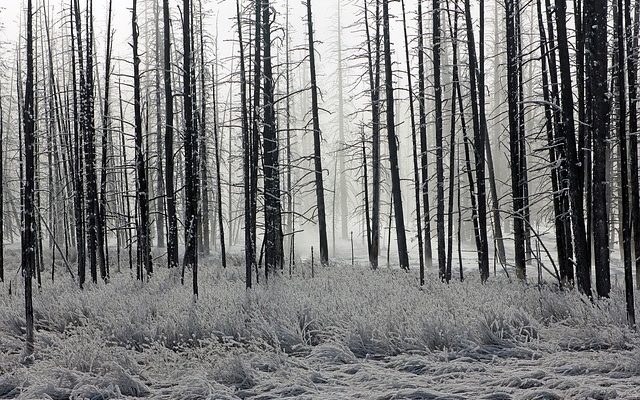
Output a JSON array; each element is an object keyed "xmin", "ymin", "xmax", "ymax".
[
  {"xmin": 163, "ymin": 0, "xmax": 179, "ymax": 270},
  {"xmin": 364, "ymin": 0, "xmax": 382, "ymax": 269},
  {"xmin": 506, "ymin": 0, "xmax": 526, "ymax": 279},
  {"xmin": 182, "ymin": 0, "xmax": 199, "ymax": 294},
  {"xmin": 251, "ymin": 0, "xmax": 262, "ymax": 281},
  {"xmin": 479, "ymin": 0, "xmax": 506, "ymax": 267},
  {"xmin": 382, "ymin": 0, "xmax": 409, "ymax": 270},
  {"xmin": 417, "ymin": 0, "xmax": 433, "ymax": 271},
  {"xmin": 433, "ymin": 0, "xmax": 445, "ymax": 279},
  {"xmin": 464, "ymin": 0, "xmax": 490, "ymax": 280},
  {"xmin": 98, "ymin": 0, "xmax": 113, "ymax": 282},
  {"xmin": 262, "ymin": 0, "xmax": 283, "ymax": 277},
  {"xmin": 554, "ymin": 0, "xmax": 591, "ymax": 294},
  {"xmin": 626, "ymin": 0, "xmax": 640, "ymax": 290},
  {"xmin": 154, "ymin": 0, "xmax": 166, "ymax": 250},
  {"xmin": 617, "ymin": 0, "xmax": 636, "ymax": 325},
  {"xmin": 132, "ymin": 0, "xmax": 152, "ymax": 280},
  {"xmin": 83, "ymin": 0, "xmax": 103, "ymax": 283},
  {"xmin": 445, "ymin": 4, "xmax": 461, "ymax": 282},
  {"xmin": 536, "ymin": 0, "xmax": 570, "ymax": 285},
  {"xmin": 237, "ymin": 0, "xmax": 253, "ymax": 287},
  {"xmin": 71, "ymin": 0, "xmax": 86, "ymax": 288},
  {"xmin": 587, "ymin": 0, "xmax": 610, "ymax": 298},
  {"xmin": 306, "ymin": 0, "xmax": 329, "ymax": 265},
  {"xmin": 22, "ymin": 0, "xmax": 36, "ymax": 360},
  {"xmin": 400, "ymin": 0, "xmax": 425, "ymax": 282}
]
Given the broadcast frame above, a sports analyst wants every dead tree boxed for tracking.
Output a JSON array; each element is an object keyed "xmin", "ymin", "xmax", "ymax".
[
  {"xmin": 617, "ymin": 0, "xmax": 636, "ymax": 325},
  {"xmin": 182, "ymin": 0, "xmax": 199, "ymax": 295},
  {"xmin": 251, "ymin": 0, "xmax": 261, "ymax": 281},
  {"xmin": 364, "ymin": 0, "xmax": 382, "ymax": 269},
  {"xmin": 154, "ymin": 0, "xmax": 166, "ymax": 250},
  {"xmin": 237, "ymin": 0, "xmax": 253, "ymax": 287},
  {"xmin": 479, "ymin": 0, "xmax": 506, "ymax": 267},
  {"xmin": 464, "ymin": 0, "xmax": 489, "ymax": 280},
  {"xmin": 132, "ymin": 0, "xmax": 152, "ymax": 280},
  {"xmin": 417, "ymin": 0, "xmax": 433, "ymax": 271},
  {"xmin": 22, "ymin": 0, "xmax": 35, "ymax": 360},
  {"xmin": 587, "ymin": 0, "xmax": 610, "ymax": 298},
  {"xmin": 382, "ymin": 0, "xmax": 409, "ymax": 270},
  {"xmin": 99, "ymin": 0, "xmax": 113, "ymax": 282},
  {"xmin": 163, "ymin": 0, "xmax": 179, "ymax": 269},
  {"xmin": 82, "ymin": 0, "xmax": 103, "ymax": 283},
  {"xmin": 505, "ymin": 0, "xmax": 526, "ymax": 279},
  {"xmin": 306, "ymin": 0, "xmax": 329, "ymax": 265},
  {"xmin": 626, "ymin": 0, "xmax": 640, "ymax": 290},
  {"xmin": 263, "ymin": 0, "xmax": 283, "ymax": 277},
  {"xmin": 400, "ymin": 0, "xmax": 425, "ymax": 283},
  {"xmin": 554, "ymin": 0, "xmax": 590, "ymax": 294},
  {"xmin": 71, "ymin": 0, "xmax": 86, "ymax": 288},
  {"xmin": 536, "ymin": 0, "xmax": 571, "ymax": 285},
  {"xmin": 433, "ymin": 0, "xmax": 446, "ymax": 279}
]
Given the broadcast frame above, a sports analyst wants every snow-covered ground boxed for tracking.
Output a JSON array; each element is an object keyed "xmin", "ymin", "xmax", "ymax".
[{"xmin": 1, "ymin": 253, "xmax": 639, "ymax": 399}]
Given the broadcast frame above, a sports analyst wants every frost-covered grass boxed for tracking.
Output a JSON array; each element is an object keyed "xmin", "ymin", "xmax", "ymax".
[{"xmin": 1, "ymin": 257, "xmax": 639, "ymax": 399}]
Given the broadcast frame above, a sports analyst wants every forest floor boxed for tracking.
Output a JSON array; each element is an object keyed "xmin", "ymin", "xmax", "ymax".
[{"xmin": 1, "ymin": 249, "xmax": 639, "ymax": 399}]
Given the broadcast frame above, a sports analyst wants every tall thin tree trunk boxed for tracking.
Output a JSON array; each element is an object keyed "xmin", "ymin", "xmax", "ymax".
[
  {"xmin": 132, "ymin": 0, "xmax": 152, "ymax": 280},
  {"xmin": 22, "ymin": 0, "xmax": 36, "ymax": 360},
  {"xmin": 588, "ymin": 0, "xmax": 611, "ymax": 298},
  {"xmin": 554, "ymin": 0, "xmax": 591, "ymax": 294},
  {"xmin": 99, "ymin": 0, "xmax": 113, "ymax": 282},
  {"xmin": 285, "ymin": 0, "xmax": 294, "ymax": 267},
  {"xmin": 364, "ymin": 0, "xmax": 381, "ymax": 269},
  {"xmin": 543, "ymin": 0, "xmax": 574, "ymax": 284},
  {"xmin": 617, "ymin": 0, "xmax": 636, "ymax": 326},
  {"xmin": 82, "ymin": 0, "xmax": 103, "ymax": 283},
  {"xmin": 154, "ymin": 0, "xmax": 166, "ymax": 249},
  {"xmin": 400, "ymin": 0, "xmax": 425, "ymax": 282},
  {"xmin": 417, "ymin": 0, "xmax": 433, "ymax": 271},
  {"xmin": 263, "ymin": 0, "xmax": 283, "ymax": 277},
  {"xmin": 479, "ymin": 0, "xmax": 506, "ymax": 267},
  {"xmin": 237, "ymin": 0, "xmax": 253, "ymax": 287},
  {"xmin": 382, "ymin": 0, "xmax": 409, "ymax": 270},
  {"xmin": 464, "ymin": 0, "xmax": 489, "ymax": 280},
  {"xmin": 198, "ymin": 1, "xmax": 210, "ymax": 256},
  {"xmin": 251, "ymin": 0, "xmax": 261, "ymax": 281},
  {"xmin": 433, "ymin": 0, "xmax": 446, "ymax": 279},
  {"xmin": 506, "ymin": 0, "xmax": 526, "ymax": 279},
  {"xmin": 625, "ymin": 0, "xmax": 640, "ymax": 290},
  {"xmin": 361, "ymin": 128, "xmax": 372, "ymax": 259},
  {"xmin": 306, "ymin": 0, "xmax": 329, "ymax": 265},
  {"xmin": 163, "ymin": 0, "xmax": 178, "ymax": 270},
  {"xmin": 536, "ymin": 0, "xmax": 570, "ymax": 285},
  {"xmin": 445, "ymin": 1, "xmax": 460, "ymax": 282},
  {"xmin": 71, "ymin": 0, "xmax": 86, "ymax": 288},
  {"xmin": 182, "ymin": 0, "xmax": 199, "ymax": 294}
]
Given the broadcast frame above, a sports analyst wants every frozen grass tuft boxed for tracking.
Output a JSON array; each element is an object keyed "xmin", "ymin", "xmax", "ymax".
[{"xmin": 307, "ymin": 341, "xmax": 358, "ymax": 365}]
